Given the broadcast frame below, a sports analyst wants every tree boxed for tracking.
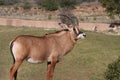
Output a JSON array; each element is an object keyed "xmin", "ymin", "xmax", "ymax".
[{"xmin": 99, "ymin": 0, "xmax": 120, "ymax": 19}]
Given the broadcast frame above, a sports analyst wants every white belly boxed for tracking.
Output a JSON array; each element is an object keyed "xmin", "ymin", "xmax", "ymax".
[{"xmin": 27, "ymin": 58, "xmax": 44, "ymax": 64}]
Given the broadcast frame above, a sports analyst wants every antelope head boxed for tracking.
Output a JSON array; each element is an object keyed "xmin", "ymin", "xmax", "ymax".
[{"xmin": 58, "ymin": 14, "xmax": 86, "ymax": 40}]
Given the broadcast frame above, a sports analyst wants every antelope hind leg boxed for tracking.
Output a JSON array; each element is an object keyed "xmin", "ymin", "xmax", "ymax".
[{"xmin": 10, "ymin": 60, "xmax": 22, "ymax": 80}]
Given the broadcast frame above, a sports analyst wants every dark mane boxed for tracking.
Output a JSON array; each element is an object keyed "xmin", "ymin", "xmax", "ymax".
[{"xmin": 45, "ymin": 29, "xmax": 69, "ymax": 35}]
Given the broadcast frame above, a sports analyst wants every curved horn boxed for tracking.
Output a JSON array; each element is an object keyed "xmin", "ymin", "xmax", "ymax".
[
  {"xmin": 58, "ymin": 14, "xmax": 80, "ymax": 34},
  {"xmin": 58, "ymin": 14, "xmax": 75, "ymax": 27},
  {"xmin": 71, "ymin": 16, "xmax": 79, "ymax": 26}
]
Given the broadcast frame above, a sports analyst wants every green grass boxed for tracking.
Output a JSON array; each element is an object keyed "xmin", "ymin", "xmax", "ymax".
[{"xmin": 0, "ymin": 26, "xmax": 120, "ymax": 80}]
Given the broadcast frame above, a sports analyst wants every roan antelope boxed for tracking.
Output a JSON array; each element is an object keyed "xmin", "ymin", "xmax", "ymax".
[{"xmin": 10, "ymin": 14, "xmax": 86, "ymax": 80}]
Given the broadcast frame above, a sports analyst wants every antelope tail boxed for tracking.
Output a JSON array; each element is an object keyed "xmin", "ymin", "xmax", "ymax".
[{"xmin": 9, "ymin": 41, "xmax": 15, "ymax": 64}]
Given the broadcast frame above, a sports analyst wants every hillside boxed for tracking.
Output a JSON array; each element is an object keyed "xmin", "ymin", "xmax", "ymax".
[
  {"xmin": 0, "ymin": 0, "xmax": 99, "ymax": 6},
  {"xmin": 0, "ymin": 0, "xmax": 119, "ymax": 23}
]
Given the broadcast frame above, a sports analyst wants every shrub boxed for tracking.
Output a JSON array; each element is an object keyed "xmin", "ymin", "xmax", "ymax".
[
  {"xmin": 3, "ymin": 0, "xmax": 17, "ymax": 5},
  {"xmin": 59, "ymin": 0, "xmax": 77, "ymax": 9},
  {"xmin": 93, "ymin": 17, "xmax": 96, "ymax": 21},
  {"xmin": 22, "ymin": 1, "xmax": 31, "ymax": 9},
  {"xmin": 39, "ymin": 0, "xmax": 78, "ymax": 11},
  {"xmin": 48, "ymin": 14, "xmax": 52, "ymax": 20},
  {"xmin": 17, "ymin": 1, "xmax": 32, "ymax": 10},
  {"xmin": 105, "ymin": 57, "xmax": 120, "ymax": 80},
  {"xmin": 0, "ymin": 0, "xmax": 4, "ymax": 5},
  {"xmin": 79, "ymin": 17, "xmax": 84, "ymax": 22},
  {"xmin": 41, "ymin": 0, "xmax": 58, "ymax": 11}
]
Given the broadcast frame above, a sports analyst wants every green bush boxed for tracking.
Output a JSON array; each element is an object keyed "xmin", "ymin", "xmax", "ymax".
[
  {"xmin": 41, "ymin": 0, "xmax": 58, "ymax": 11},
  {"xmin": 2, "ymin": 0, "xmax": 17, "ymax": 5},
  {"xmin": 105, "ymin": 57, "xmax": 120, "ymax": 80},
  {"xmin": 22, "ymin": 1, "xmax": 32, "ymax": 10},
  {"xmin": 48, "ymin": 14, "xmax": 52, "ymax": 20},
  {"xmin": 59, "ymin": 0, "xmax": 77, "ymax": 9},
  {"xmin": 0, "ymin": 0, "xmax": 4, "ymax": 5},
  {"xmin": 40, "ymin": 0, "xmax": 78, "ymax": 11}
]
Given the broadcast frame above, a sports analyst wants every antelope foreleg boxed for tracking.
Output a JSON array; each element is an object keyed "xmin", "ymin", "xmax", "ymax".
[{"xmin": 47, "ymin": 60, "xmax": 57, "ymax": 80}]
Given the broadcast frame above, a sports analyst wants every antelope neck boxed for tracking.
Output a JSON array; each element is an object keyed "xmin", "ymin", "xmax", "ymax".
[{"xmin": 63, "ymin": 29, "xmax": 78, "ymax": 42}]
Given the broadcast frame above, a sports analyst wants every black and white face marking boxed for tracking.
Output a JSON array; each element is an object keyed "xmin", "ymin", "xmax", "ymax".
[
  {"xmin": 72, "ymin": 27, "xmax": 86, "ymax": 39},
  {"xmin": 77, "ymin": 31, "xmax": 86, "ymax": 39}
]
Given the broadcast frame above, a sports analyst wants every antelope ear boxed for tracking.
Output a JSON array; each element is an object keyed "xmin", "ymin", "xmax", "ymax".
[
  {"xmin": 74, "ymin": 27, "xmax": 79, "ymax": 34},
  {"xmin": 73, "ymin": 27, "xmax": 79, "ymax": 35}
]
